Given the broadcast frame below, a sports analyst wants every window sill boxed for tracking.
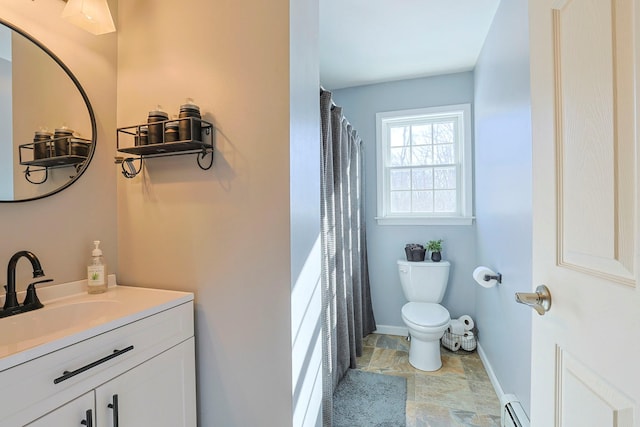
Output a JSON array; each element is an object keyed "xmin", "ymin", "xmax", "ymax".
[{"xmin": 375, "ymin": 216, "xmax": 475, "ymax": 226}]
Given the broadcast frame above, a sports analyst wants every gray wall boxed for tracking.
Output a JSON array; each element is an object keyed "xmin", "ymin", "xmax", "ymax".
[
  {"xmin": 332, "ymin": 72, "xmax": 478, "ymax": 329},
  {"xmin": 474, "ymin": 0, "xmax": 532, "ymax": 414}
]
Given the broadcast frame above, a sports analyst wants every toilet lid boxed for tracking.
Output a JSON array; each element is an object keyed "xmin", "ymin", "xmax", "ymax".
[{"xmin": 402, "ymin": 302, "xmax": 450, "ymax": 327}]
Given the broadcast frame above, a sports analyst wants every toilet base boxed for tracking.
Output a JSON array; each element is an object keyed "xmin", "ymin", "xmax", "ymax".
[{"xmin": 408, "ymin": 336, "xmax": 442, "ymax": 371}]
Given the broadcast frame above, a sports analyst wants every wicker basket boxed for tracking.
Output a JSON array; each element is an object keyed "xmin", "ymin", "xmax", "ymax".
[{"xmin": 442, "ymin": 329, "xmax": 477, "ymax": 352}]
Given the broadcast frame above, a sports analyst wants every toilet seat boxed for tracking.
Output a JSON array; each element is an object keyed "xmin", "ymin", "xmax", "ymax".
[{"xmin": 401, "ymin": 302, "xmax": 450, "ymax": 330}]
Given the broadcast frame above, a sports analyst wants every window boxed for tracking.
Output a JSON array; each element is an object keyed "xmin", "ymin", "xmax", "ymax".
[{"xmin": 375, "ymin": 104, "xmax": 473, "ymax": 225}]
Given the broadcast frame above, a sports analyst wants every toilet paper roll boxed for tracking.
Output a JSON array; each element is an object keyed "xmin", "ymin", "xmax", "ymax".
[
  {"xmin": 473, "ymin": 266, "xmax": 498, "ymax": 288},
  {"xmin": 459, "ymin": 315, "xmax": 475, "ymax": 331},
  {"xmin": 461, "ymin": 333, "xmax": 477, "ymax": 351},
  {"xmin": 441, "ymin": 333, "xmax": 461, "ymax": 352},
  {"xmin": 447, "ymin": 319, "xmax": 465, "ymax": 335}
]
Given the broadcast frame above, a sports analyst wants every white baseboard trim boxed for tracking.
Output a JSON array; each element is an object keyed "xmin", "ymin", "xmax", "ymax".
[
  {"xmin": 374, "ymin": 324, "xmax": 408, "ymax": 337},
  {"xmin": 477, "ymin": 342, "xmax": 506, "ymax": 405}
]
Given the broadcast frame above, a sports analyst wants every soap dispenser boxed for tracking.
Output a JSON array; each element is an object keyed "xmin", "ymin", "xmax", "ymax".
[{"xmin": 87, "ymin": 240, "xmax": 107, "ymax": 294}]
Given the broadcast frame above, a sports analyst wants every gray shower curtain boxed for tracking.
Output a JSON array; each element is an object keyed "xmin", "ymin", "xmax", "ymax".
[{"xmin": 320, "ymin": 89, "xmax": 376, "ymax": 425}]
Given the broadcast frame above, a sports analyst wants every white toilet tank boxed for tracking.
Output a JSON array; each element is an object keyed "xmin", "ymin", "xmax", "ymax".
[{"xmin": 397, "ymin": 260, "xmax": 450, "ymax": 303}]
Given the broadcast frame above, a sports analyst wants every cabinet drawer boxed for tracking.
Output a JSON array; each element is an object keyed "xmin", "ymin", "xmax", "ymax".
[{"xmin": 0, "ymin": 301, "xmax": 193, "ymax": 427}]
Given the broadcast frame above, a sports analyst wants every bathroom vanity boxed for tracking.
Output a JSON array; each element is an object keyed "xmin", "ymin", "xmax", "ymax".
[{"xmin": 0, "ymin": 281, "xmax": 196, "ymax": 427}]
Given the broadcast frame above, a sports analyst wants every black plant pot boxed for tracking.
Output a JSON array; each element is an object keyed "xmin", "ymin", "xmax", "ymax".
[{"xmin": 431, "ymin": 251, "xmax": 442, "ymax": 262}]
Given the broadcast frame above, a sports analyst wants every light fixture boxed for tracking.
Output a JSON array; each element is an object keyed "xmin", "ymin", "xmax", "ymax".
[{"xmin": 61, "ymin": 0, "xmax": 116, "ymax": 35}]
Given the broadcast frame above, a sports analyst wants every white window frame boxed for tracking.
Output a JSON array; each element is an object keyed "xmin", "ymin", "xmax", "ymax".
[{"xmin": 375, "ymin": 104, "xmax": 474, "ymax": 226}]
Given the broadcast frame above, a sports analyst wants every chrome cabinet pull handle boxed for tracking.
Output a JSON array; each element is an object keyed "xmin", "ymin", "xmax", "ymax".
[{"xmin": 515, "ymin": 285, "xmax": 552, "ymax": 315}]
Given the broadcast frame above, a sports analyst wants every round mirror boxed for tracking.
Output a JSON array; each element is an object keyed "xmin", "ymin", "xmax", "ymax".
[{"xmin": 0, "ymin": 19, "xmax": 96, "ymax": 203}]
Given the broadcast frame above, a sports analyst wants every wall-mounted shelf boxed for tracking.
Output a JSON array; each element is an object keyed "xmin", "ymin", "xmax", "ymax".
[
  {"xmin": 116, "ymin": 118, "xmax": 214, "ymax": 178},
  {"xmin": 19, "ymin": 137, "xmax": 91, "ymax": 184}
]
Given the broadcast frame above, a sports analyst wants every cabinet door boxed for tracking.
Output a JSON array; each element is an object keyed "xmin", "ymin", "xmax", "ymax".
[
  {"xmin": 96, "ymin": 338, "xmax": 196, "ymax": 427},
  {"xmin": 26, "ymin": 391, "xmax": 94, "ymax": 427}
]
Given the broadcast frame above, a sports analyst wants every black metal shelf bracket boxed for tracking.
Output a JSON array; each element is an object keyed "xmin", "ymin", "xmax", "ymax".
[
  {"xmin": 115, "ymin": 157, "xmax": 143, "ymax": 179},
  {"xmin": 24, "ymin": 166, "xmax": 49, "ymax": 184}
]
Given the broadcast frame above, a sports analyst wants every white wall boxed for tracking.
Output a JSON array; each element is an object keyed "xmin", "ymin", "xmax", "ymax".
[
  {"xmin": 116, "ymin": 0, "xmax": 320, "ymax": 426},
  {"xmin": 290, "ymin": 0, "xmax": 322, "ymax": 426},
  {"xmin": 474, "ymin": 0, "xmax": 532, "ymax": 414},
  {"xmin": 0, "ymin": 1, "xmax": 117, "ymax": 290},
  {"xmin": 332, "ymin": 72, "xmax": 477, "ymax": 329}
]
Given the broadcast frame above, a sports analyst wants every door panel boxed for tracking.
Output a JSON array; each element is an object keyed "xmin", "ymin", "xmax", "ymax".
[
  {"xmin": 530, "ymin": 0, "xmax": 640, "ymax": 426},
  {"xmin": 554, "ymin": 0, "xmax": 636, "ymax": 284},
  {"xmin": 95, "ymin": 339, "xmax": 196, "ymax": 427},
  {"xmin": 26, "ymin": 391, "xmax": 94, "ymax": 427}
]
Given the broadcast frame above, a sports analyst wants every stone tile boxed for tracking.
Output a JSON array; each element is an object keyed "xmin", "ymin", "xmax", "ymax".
[
  {"xmin": 363, "ymin": 333, "xmax": 380, "ymax": 347},
  {"xmin": 414, "ymin": 374, "xmax": 476, "ymax": 412},
  {"xmin": 350, "ymin": 334, "xmax": 503, "ymax": 426},
  {"xmin": 356, "ymin": 345, "xmax": 374, "ymax": 369},
  {"xmin": 469, "ymin": 380, "xmax": 501, "ymax": 416},
  {"xmin": 451, "ymin": 410, "xmax": 501, "ymax": 427},
  {"xmin": 406, "ymin": 401, "xmax": 455, "ymax": 427},
  {"xmin": 461, "ymin": 356, "xmax": 492, "ymax": 383},
  {"xmin": 368, "ymin": 348, "xmax": 419, "ymax": 374},
  {"xmin": 419, "ymin": 353, "xmax": 465, "ymax": 377}
]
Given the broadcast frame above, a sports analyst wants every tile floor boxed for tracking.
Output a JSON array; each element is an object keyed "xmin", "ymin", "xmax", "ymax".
[{"xmin": 355, "ymin": 333, "xmax": 502, "ymax": 427}]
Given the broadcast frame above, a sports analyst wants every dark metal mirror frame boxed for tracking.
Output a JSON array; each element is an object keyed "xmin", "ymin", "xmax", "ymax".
[{"xmin": 0, "ymin": 17, "xmax": 97, "ymax": 203}]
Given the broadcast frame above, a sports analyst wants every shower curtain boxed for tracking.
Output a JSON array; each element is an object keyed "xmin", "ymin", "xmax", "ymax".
[{"xmin": 320, "ymin": 88, "xmax": 376, "ymax": 425}]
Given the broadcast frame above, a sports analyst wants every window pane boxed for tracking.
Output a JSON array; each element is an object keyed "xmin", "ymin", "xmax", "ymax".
[
  {"xmin": 412, "ymin": 191, "xmax": 434, "ymax": 212},
  {"xmin": 412, "ymin": 168, "xmax": 433, "ymax": 190},
  {"xmin": 411, "ymin": 124, "xmax": 431, "ymax": 146},
  {"xmin": 434, "ymin": 190, "xmax": 457, "ymax": 213},
  {"xmin": 390, "ymin": 191, "xmax": 411, "ymax": 213},
  {"xmin": 434, "ymin": 121, "xmax": 455, "ymax": 144},
  {"xmin": 411, "ymin": 145, "xmax": 432, "ymax": 166},
  {"xmin": 433, "ymin": 144, "xmax": 454, "ymax": 165},
  {"xmin": 390, "ymin": 146, "xmax": 411, "ymax": 166},
  {"xmin": 434, "ymin": 167, "xmax": 456, "ymax": 190},
  {"xmin": 390, "ymin": 169, "xmax": 411, "ymax": 190},
  {"xmin": 390, "ymin": 126, "xmax": 410, "ymax": 147}
]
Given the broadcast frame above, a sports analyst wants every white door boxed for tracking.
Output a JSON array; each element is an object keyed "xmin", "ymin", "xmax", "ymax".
[{"xmin": 529, "ymin": 0, "xmax": 640, "ymax": 426}]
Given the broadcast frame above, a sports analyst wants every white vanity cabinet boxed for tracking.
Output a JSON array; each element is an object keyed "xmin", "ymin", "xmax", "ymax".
[
  {"xmin": 26, "ymin": 392, "xmax": 95, "ymax": 426},
  {"xmin": 26, "ymin": 340, "xmax": 195, "ymax": 427},
  {"xmin": 0, "ymin": 287, "xmax": 196, "ymax": 427}
]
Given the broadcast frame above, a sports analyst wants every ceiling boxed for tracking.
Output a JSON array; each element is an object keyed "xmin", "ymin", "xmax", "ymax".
[{"xmin": 319, "ymin": 0, "xmax": 502, "ymax": 90}]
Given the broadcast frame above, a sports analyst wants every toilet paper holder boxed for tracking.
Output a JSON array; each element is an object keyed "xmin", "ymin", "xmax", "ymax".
[{"xmin": 483, "ymin": 273, "xmax": 502, "ymax": 284}]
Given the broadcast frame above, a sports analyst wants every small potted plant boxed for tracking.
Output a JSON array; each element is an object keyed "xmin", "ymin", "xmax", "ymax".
[{"xmin": 426, "ymin": 239, "xmax": 443, "ymax": 262}]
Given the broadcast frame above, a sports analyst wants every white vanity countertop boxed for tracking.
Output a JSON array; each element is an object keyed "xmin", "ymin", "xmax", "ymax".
[{"xmin": 0, "ymin": 278, "xmax": 193, "ymax": 372}]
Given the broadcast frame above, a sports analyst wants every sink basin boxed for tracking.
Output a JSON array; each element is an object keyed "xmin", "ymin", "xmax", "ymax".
[
  {"xmin": 0, "ymin": 300, "xmax": 121, "ymax": 349},
  {"xmin": 0, "ymin": 283, "xmax": 193, "ymax": 370}
]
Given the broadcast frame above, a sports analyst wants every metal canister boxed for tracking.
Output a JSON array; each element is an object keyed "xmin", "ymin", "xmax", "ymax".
[
  {"xmin": 165, "ymin": 121, "xmax": 179, "ymax": 143},
  {"xmin": 33, "ymin": 131, "xmax": 52, "ymax": 160},
  {"xmin": 69, "ymin": 140, "xmax": 90, "ymax": 157},
  {"xmin": 178, "ymin": 102, "xmax": 201, "ymax": 142},
  {"xmin": 53, "ymin": 128, "xmax": 74, "ymax": 157},
  {"xmin": 147, "ymin": 109, "xmax": 169, "ymax": 145},
  {"xmin": 135, "ymin": 125, "xmax": 149, "ymax": 146}
]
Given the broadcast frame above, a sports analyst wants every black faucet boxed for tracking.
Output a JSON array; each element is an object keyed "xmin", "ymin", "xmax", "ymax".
[{"xmin": 3, "ymin": 251, "xmax": 45, "ymax": 313}]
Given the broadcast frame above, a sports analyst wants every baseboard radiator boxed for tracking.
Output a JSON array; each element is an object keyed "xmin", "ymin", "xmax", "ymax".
[{"xmin": 501, "ymin": 394, "xmax": 529, "ymax": 427}]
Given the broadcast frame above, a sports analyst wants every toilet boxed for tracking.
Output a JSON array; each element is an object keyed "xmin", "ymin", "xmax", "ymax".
[{"xmin": 397, "ymin": 259, "xmax": 451, "ymax": 371}]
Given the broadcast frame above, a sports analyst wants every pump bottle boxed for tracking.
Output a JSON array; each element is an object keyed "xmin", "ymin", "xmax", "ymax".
[{"xmin": 87, "ymin": 240, "xmax": 107, "ymax": 294}]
